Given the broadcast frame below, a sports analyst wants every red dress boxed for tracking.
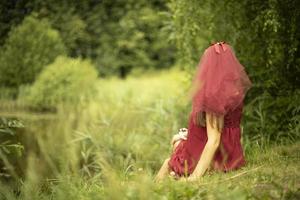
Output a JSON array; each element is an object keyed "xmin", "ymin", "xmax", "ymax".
[{"xmin": 168, "ymin": 103, "xmax": 246, "ymax": 177}]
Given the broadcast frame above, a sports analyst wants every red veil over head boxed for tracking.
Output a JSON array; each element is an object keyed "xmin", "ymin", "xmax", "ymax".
[{"xmin": 190, "ymin": 41, "xmax": 252, "ymax": 123}]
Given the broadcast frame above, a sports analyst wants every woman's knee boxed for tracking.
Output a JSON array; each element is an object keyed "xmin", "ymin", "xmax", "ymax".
[{"xmin": 163, "ymin": 158, "xmax": 170, "ymax": 165}]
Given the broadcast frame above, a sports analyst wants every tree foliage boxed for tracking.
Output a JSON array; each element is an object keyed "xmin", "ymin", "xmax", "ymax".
[
  {"xmin": 23, "ymin": 56, "xmax": 98, "ymax": 110},
  {"xmin": 0, "ymin": 0, "xmax": 175, "ymax": 78},
  {"xmin": 0, "ymin": 14, "xmax": 66, "ymax": 89}
]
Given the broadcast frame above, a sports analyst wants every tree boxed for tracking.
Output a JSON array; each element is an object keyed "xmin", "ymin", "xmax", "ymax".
[
  {"xmin": 0, "ymin": 14, "xmax": 66, "ymax": 90},
  {"xmin": 0, "ymin": 0, "xmax": 176, "ymax": 78}
]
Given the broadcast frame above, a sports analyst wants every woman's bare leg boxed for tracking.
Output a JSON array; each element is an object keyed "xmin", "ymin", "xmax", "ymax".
[
  {"xmin": 154, "ymin": 140, "xmax": 183, "ymax": 182},
  {"xmin": 154, "ymin": 158, "xmax": 170, "ymax": 182}
]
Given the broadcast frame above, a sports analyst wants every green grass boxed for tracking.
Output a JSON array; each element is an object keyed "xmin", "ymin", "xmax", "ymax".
[{"xmin": 0, "ymin": 69, "xmax": 299, "ymax": 200}]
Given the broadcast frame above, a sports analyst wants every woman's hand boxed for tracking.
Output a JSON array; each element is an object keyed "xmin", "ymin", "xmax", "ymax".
[
  {"xmin": 170, "ymin": 128, "xmax": 188, "ymax": 145},
  {"xmin": 170, "ymin": 134, "xmax": 182, "ymax": 146},
  {"xmin": 171, "ymin": 135, "xmax": 184, "ymax": 151}
]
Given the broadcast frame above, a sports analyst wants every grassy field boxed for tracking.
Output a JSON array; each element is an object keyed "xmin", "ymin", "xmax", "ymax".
[{"xmin": 0, "ymin": 70, "xmax": 299, "ymax": 200}]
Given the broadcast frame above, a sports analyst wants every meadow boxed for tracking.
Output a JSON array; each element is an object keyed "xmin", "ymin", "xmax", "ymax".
[{"xmin": 0, "ymin": 70, "xmax": 299, "ymax": 200}]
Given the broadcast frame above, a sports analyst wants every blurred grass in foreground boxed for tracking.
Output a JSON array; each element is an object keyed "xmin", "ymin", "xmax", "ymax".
[{"xmin": 0, "ymin": 69, "xmax": 299, "ymax": 200}]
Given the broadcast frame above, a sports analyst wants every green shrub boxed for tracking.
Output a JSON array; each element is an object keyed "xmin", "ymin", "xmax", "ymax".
[
  {"xmin": 23, "ymin": 56, "xmax": 98, "ymax": 110},
  {"xmin": 242, "ymin": 90, "xmax": 300, "ymax": 146},
  {"xmin": 0, "ymin": 14, "xmax": 66, "ymax": 89}
]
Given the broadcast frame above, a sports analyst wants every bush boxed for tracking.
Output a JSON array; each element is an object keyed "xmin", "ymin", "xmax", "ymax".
[
  {"xmin": 242, "ymin": 90, "xmax": 300, "ymax": 146},
  {"xmin": 23, "ymin": 56, "xmax": 98, "ymax": 110},
  {"xmin": 0, "ymin": 14, "xmax": 66, "ymax": 90}
]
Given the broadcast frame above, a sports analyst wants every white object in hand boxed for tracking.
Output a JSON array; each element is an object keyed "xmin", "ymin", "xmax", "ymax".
[
  {"xmin": 171, "ymin": 128, "xmax": 188, "ymax": 146},
  {"xmin": 178, "ymin": 128, "xmax": 188, "ymax": 140}
]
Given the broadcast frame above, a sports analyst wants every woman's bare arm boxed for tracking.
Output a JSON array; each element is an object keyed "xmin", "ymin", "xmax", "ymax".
[{"xmin": 187, "ymin": 112, "xmax": 224, "ymax": 181}]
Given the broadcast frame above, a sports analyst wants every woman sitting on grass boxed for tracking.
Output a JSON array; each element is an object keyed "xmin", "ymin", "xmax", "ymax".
[{"xmin": 155, "ymin": 41, "xmax": 252, "ymax": 182}]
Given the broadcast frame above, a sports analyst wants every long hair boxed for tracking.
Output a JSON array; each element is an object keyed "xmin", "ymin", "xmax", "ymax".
[{"xmin": 194, "ymin": 111, "xmax": 224, "ymax": 132}]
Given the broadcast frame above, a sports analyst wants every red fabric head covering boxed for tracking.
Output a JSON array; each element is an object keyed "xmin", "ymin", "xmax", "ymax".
[{"xmin": 190, "ymin": 41, "xmax": 252, "ymax": 119}]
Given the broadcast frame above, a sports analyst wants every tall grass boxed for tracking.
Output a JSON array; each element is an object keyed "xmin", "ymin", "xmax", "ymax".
[{"xmin": 0, "ymin": 69, "xmax": 299, "ymax": 199}]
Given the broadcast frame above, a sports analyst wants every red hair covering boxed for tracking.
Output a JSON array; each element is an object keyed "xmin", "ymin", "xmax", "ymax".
[{"xmin": 190, "ymin": 41, "xmax": 252, "ymax": 121}]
